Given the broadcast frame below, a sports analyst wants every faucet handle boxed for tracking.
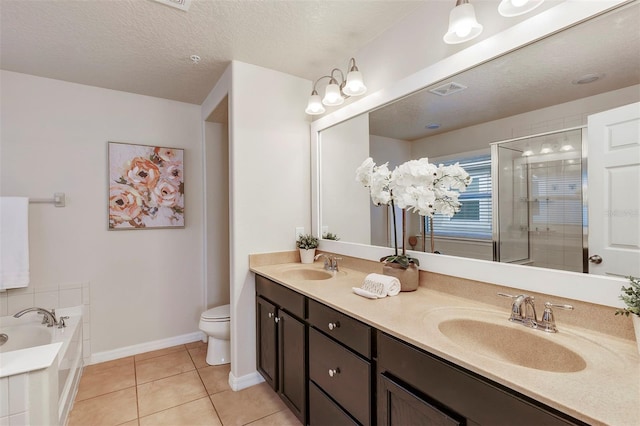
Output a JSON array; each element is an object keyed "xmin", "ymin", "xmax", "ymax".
[{"xmin": 539, "ymin": 302, "xmax": 574, "ymax": 333}]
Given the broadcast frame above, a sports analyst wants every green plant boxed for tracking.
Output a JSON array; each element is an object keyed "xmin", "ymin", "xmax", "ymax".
[
  {"xmin": 323, "ymin": 232, "xmax": 340, "ymax": 241},
  {"xmin": 380, "ymin": 254, "xmax": 420, "ymax": 268},
  {"xmin": 615, "ymin": 276, "xmax": 640, "ymax": 317},
  {"xmin": 296, "ymin": 234, "xmax": 319, "ymax": 250}
]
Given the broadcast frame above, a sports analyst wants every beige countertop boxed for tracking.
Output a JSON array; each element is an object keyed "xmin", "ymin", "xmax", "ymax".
[{"xmin": 250, "ymin": 257, "xmax": 640, "ymax": 426}]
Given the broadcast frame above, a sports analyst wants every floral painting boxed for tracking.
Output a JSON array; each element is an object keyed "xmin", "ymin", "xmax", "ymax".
[{"xmin": 108, "ymin": 142, "xmax": 184, "ymax": 229}]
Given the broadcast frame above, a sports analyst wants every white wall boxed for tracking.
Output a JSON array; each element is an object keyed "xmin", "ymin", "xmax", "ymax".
[
  {"xmin": 321, "ymin": 114, "xmax": 370, "ymax": 244},
  {"xmin": 0, "ymin": 71, "xmax": 204, "ymax": 355},
  {"xmin": 204, "ymin": 121, "xmax": 230, "ymax": 309},
  {"xmin": 227, "ymin": 62, "xmax": 311, "ymax": 387}
]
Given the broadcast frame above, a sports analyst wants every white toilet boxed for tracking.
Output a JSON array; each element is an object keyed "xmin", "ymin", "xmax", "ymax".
[{"xmin": 199, "ymin": 304, "xmax": 230, "ymax": 365}]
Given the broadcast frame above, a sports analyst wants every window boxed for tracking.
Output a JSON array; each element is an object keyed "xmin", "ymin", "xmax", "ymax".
[{"xmin": 426, "ymin": 154, "xmax": 492, "ymax": 239}]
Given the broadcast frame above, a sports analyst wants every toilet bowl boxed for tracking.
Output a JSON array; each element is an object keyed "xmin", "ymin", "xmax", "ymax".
[{"xmin": 199, "ymin": 304, "xmax": 230, "ymax": 365}]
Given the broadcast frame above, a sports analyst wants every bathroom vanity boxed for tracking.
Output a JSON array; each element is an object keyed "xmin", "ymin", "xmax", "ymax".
[{"xmin": 251, "ymin": 254, "xmax": 639, "ymax": 426}]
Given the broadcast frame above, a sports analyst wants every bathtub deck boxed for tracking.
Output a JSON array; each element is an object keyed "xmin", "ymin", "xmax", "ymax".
[{"xmin": 68, "ymin": 342, "xmax": 300, "ymax": 426}]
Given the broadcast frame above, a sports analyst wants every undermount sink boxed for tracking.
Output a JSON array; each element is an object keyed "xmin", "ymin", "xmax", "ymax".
[
  {"xmin": 281, "ymin": 268, "xmax": 334, "ymax": 281},
  {"xmin": 438, "ymin": 318, "xmax": 587, "ymax": 373}
]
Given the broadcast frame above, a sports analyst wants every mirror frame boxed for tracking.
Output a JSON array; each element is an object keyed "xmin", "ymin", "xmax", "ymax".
[{"xmin": 311, "ymin": 0, "xmax": 633, "ymax": 308}]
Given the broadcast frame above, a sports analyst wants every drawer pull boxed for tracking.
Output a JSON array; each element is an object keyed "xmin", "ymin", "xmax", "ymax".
[
  {"xmin": 328, "ymin": 321, "xmax": 340, "ymax": 331},
  {"xmin": 328, "ymin": 367, "xmax": 340, "ymax": 377}
]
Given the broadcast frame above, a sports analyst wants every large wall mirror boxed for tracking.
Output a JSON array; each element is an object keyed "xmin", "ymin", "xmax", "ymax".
[{"xmin": 312, "ymin": 1, "xmax": 639, "ymax": 306}]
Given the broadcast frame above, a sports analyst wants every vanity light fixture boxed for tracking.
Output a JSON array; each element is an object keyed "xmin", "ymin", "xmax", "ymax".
[
  {"xmin": 498, "ymin": 0, "xmax": 544, "ymax": 17},
  {"xmin": 305, "ymin": 58, "xmax": 367, "ymax": 115},
  {"xmin": 443, "ymin": 0, "xmax": 483, "ymax": 45}
]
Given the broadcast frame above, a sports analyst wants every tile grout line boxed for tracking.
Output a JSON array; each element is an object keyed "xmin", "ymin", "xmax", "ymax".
[{"xmin": 188, "ymin": 344, "xmax": 226, "ymax": 424}]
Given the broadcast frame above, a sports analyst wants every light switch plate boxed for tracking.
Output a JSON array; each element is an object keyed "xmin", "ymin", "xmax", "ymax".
[{"xmin": 295, "ymin": 227, "xmax": 305, "ymax": 240}]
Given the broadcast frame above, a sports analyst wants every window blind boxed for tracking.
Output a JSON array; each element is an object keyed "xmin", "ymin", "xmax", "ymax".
[{"xmin": 427, "ymin": 155, "xmax": 492, "ymax": 239}]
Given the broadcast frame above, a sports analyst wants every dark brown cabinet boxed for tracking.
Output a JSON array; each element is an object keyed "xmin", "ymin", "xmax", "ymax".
[
  {"xmin": 307, "ymin": 299, "xmax": 374, "ymax": 426},
  {"xmin": 255, "ymin": 273, "xmax": 586, "ymax": 426},
  {"xmin": 255, "ymin": 275, "xmax": 306, "ymax": 423},
  {"xmin": 377, "ymin": 332, "xmax": 584, "ymax": 426}
]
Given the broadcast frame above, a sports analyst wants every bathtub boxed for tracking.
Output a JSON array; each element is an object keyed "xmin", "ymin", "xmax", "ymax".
[{"xmin": 0, "ymin": 307, "xmax": 83, "ymax": 426}]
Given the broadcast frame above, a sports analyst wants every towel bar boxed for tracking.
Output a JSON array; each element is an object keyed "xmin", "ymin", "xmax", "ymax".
[{"xmin": 29, "ymin": 192, "xmax": 65, "ymax": 207}]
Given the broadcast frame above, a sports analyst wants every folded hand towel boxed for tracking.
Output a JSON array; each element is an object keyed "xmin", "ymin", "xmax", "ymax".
[
  {"xmin": 0, "ymin": 197, "xmax": 30, "ymax": 290},
  {"xmin": 352, "ymin": 287, "xmax": 380, "ymax": 299},
  {"xmin": 352, "ymin": 273, "xmax": 401, "ymax": 299}
]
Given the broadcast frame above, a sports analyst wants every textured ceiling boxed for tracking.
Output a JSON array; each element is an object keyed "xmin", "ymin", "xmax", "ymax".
[
  {"xmin": 0, "ymin": 0, "xmax": 425, "ymax": 105},
  {"xmin": 369, "ymin": 3, "xmax": 640, "ymax": 141}
]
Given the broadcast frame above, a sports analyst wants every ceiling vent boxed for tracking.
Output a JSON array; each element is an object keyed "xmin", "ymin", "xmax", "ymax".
[
  {"xmin": 429, "ymin": 82, "xmax": 467, "ymax": 96},
  {"xmin": 150, "ymin": 0, "xmax": 192, "ymax": 12}
]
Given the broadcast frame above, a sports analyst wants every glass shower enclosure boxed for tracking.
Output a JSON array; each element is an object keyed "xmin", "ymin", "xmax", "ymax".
[{"xmin": 491, "ymin": 128, "xmax": 586, "ymax": 273}]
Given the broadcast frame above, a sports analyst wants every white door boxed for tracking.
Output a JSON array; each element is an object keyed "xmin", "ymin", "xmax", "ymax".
[{"xmin": 587, "ymin": 102, "xmax": 640, "ymax": 277}]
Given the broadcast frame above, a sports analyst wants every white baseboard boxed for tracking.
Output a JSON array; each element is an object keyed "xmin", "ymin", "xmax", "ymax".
[
  {"xmin": 89, "ymin": 331, "xmax": 205, "ymax": 365},
  {"xmin": 229, "ymin": 370, "xmax": 264, "ymax": 391}
]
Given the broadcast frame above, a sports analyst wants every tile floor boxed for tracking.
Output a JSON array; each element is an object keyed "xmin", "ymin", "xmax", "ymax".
[{"xmin": 68, "ymin": 342, "xmax": 302, "ymax": 426}]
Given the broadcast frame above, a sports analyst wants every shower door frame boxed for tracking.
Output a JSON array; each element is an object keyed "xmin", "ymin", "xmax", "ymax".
[{"xmin": 491, "ymin": 126, "xmax": 588, "ymax": 273}]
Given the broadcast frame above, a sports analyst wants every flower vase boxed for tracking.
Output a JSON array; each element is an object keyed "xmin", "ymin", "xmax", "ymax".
[
  {"xmin": 299, "ymin": 248, "xmax": 316, "ymax": 264},
  {"xmin": 633, "ymin": 314, "xmax": 640, "ymax": 355},
  {"xmin": 382, "ymin": 262, "xmax": 419, "ymax": 292}
]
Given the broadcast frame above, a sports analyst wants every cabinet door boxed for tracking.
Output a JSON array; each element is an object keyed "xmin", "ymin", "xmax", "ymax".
[
  {"xmin": 379, "ymin": 373, "xmax": 463, "ymax": 426},
  {"xmin": 278, "ymin": 310, "xmax": 307, "ymax": 423},
  {"xmin": 256, "ymin": 296, "xmax": 277, "ymax": 390}
]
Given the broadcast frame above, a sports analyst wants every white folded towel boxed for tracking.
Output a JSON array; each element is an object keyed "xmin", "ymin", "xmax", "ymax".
[
  {"xmin": 352, "ymin": 273, "xmax": 400, "ymax": 299},
  {"xmin": 0, "ymin": 197, "xmax": 30, "ymax": 290}
]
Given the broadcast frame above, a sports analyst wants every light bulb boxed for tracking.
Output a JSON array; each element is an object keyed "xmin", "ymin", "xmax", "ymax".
[
  {"xmin": 498, "ymin": 0, "xmax": 544, "ymax": 17},
  {"xmin": 305, "ymin": 92, "xmax": 325, "ymax": 115},
  {"xmin": 343, "ymin": 70, "xmax": 367, "ymax": 96},
  {"xmin": 322, "ymin": 82, "xmax": 344, "ymax": 106},
  {"xmin": 443, "ymin": 2, "xmax": 483, "ymax": 45}
]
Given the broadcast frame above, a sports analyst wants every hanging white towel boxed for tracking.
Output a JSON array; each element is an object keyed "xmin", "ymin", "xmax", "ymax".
[
  {"xmin": 352, "ymin": 273, "xmax": 401, "ymax": 299},
  {"xmin": 0, "ymin": 197, "xmax": 30, "ymax": 290}
]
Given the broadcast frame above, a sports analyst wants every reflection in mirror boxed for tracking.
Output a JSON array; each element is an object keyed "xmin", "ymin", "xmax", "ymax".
[{"xmin": 319, "ymin": 3, "xmax": 639, "ymax": 274}]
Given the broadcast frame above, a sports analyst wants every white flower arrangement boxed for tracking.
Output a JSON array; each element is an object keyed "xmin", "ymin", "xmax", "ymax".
[{"xmin": 356, "ymin": 156, "xmax": 472, "ymax": 264}]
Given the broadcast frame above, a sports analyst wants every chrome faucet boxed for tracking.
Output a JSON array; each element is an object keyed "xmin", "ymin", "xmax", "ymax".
[
  {"xmin": 498, "ymin": 293, "xmax": 572, "ymax": 333},
  {"xmin": 314, "ymin": 253, "xmax": 341, "ymax": 271},
  {"xmin": 13, "ymin": 307, "xmax": 64, "ymax": 328}
]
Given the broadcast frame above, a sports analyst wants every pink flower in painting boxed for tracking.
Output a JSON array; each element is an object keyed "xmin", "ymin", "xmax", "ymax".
[
  {"xmin": 151, "ymin": 179, "xmax": 181, "ymax": 207},
  {"xmin": 162, "ymin": 161, "xmax": 183, "ymax": 182},
  {"xmin": 127, "ymin": 157, "xmax": 160, "ymax": 191},
  {"xmin": 154, "ymin": 147, "xmax": 177, "ymax": 162},
  {"xmin": 109, "ymin": 184, "xmax": 143, "ymax": 224}
]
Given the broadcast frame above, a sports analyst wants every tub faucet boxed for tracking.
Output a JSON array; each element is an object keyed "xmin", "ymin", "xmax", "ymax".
[{"xmin": 13, "ymin": 307, "xmax": 61, "ymax": 327}]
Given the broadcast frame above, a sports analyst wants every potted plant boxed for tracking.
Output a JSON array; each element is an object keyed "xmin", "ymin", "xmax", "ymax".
[
  {"xmin": 615, "ymin": 276, "xmax": 640, "ymax": 354},
  {"xmin": 296, "ymin": 234, "xmax": 319, "ymax": 264},
  {"xmin": 356, "ymin": 157, "xmax": 470, "ymax": 291},
  {"xmin": 323, "ymin": 232, "xmax": 340, "ymax": 241}
]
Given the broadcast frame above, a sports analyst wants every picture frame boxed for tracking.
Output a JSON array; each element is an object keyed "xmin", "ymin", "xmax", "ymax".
[{"xmin": 108, "ymin": 141, "xmax": 184, "ymax": 230}]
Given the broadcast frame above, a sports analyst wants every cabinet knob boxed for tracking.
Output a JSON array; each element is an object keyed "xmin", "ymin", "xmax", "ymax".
[
  {"xmin": 267, "ymin": 312, "xmax": 274, "ymax": 318},
  {"xmin": 274, "ymin": 317, "xmax": 280, "ymax": 323},
  {"xmin": 328, "ymin": 321, "xmax": 340, "ymax": 331},
  {"xmin": 328, "ymin": 367, "xmax": 340, "ymax": 377}
]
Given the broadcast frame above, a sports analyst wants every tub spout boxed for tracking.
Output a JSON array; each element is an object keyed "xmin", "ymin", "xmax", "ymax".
[{"xmin": 13, "ymin": 307, "xmax": 60, "ymax": 327}]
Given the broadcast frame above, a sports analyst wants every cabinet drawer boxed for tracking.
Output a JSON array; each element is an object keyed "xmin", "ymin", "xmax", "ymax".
[
  {"xmin": 308, "ymin": 299, "xmax": 372, "ymax": 358},
  {"xmin": 309, "ymin": 328, "xmax": 371, "ymax": 425},
  {"xmin": 378, "ymin": 332, "xmax": 579, "ymax": 425},
  {"xmin": 255, "ymin": 274, "xmax": 305, "ymax": 318},
  {"xmin": 309, "ymin": 381, "xmax": 358, "ymax": 426}
]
